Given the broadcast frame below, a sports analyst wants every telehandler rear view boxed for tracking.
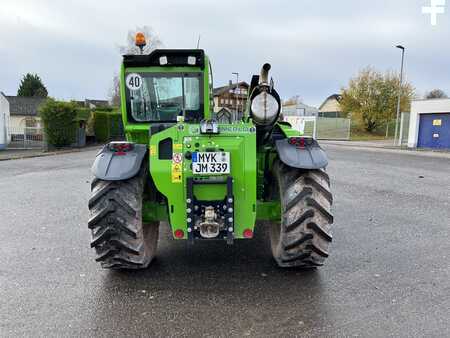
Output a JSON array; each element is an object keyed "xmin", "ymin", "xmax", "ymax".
[{"xmin": 88, "ymin": 35, "xmax": 333, "ymax": 269}]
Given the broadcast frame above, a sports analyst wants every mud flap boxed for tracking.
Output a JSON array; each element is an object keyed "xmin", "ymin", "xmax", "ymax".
[
  {"xmin": 91, "ymin": 143, "xmax": 148, "ymax": 181},
  {"xmin": 275, "ymin": 138, "xmax": 328, "ymax": 169}
]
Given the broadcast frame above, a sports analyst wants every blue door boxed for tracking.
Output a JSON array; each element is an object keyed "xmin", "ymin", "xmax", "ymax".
[{"xmin": 417, "ymin": 113, "xmax": 450, "ymax": 149}]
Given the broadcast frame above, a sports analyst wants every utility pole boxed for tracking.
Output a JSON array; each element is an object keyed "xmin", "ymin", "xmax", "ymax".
[
  {"xmin": 394, "ymin": 45, "xmax": 405, "ymax": 146},
  {"xmin": 232, "ymin": 72, "xmax": 239, "ymax": 120}
]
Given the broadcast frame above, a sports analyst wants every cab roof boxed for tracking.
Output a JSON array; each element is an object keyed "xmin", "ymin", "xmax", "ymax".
[{"xmin": 123, "ymin": 49, "xmax": 205, "ymax": 69}]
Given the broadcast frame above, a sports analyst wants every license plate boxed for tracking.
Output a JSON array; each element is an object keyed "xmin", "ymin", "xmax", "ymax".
[{"xmin": 192, "ymin": 152, "xmax": 230, "ymax": 175}]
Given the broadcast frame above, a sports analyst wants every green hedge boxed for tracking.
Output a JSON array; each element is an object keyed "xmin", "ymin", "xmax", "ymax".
[
  {"xmin": 75, "ymin": 107, "xmax": 91, "ymax": 122},
  {"xmin": 39, "ymin": 98, "xmax": 78, "ymax": 147},
  {"xmin": 93, "ymin": 110, "xmax": 123, "ymax": 142}
]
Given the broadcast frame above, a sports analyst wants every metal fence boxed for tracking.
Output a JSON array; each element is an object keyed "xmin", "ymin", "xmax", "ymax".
[
  {"xmin": 5, "ymin": 120, "xmax": 124, "ymax": 150},
  {"xmin": 285, "ymin": 116, "xmax": 351, "ymax": 140},
  {"xmin": 4, "ymin": 117, "xmax": 353, "ymax": 149},
  {"xmin": 316, "ymin": 117, "xmax": 351, "ymax": 140},
  {"xmin": 8, "ymin": 126, "xmax": 45, "ymax": 149}
]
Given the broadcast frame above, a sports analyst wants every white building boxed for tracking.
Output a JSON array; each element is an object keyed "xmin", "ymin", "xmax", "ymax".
[
  {"xmin": 282, "ymin": 102, "xmax": 319, "ymax": 117},
  {"xmin": 0, "ymin": 92, "xmax": 11, "ymax": 149},
  {"xmin": 319, "ymin": 94, "xmax": 344, "ymax": 117},
  {"xmin": 6, "ymin": 95, "xmax": 45, "ymax": 132},
  {"xmin": 408, "ymin": 98, "xmax": 450, "ymax": 149}
]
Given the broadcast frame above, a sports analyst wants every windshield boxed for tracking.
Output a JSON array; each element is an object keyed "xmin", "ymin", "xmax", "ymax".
[{"xmin": 125, "ymin": 72, "xmax": 202, "ymax": 122}]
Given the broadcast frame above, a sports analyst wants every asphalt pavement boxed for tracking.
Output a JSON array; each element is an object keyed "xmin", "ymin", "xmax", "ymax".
[{"xmin": 0, "ymin": 146, "xmax": 449, "ymax": 337}]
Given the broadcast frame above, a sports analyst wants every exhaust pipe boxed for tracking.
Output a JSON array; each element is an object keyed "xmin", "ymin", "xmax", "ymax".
[
  {"xmin": 259, "ymin": 63, "xmax": 271, "ymax": 84},
  {"xmin": 249, "ymin": 63, "xmax": 282, "ymax": 145}
]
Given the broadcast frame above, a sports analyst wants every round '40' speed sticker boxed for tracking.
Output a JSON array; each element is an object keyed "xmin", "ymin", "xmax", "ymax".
[{"xmin": 125, "ymin": 73, "xmax": 143, "ymax": 90}]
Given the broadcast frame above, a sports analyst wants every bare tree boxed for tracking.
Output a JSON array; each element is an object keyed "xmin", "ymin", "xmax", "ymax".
[
  {"xmin": 109, "ymin": 75, "xmax": 121, "ymax": 107},
  {"xmin": 118, "ymin": 25, "xmax": 163, "ymax": 55},
  {"xmin": 283, "ymin": 95, "xmax": 302, "ymax": 105},
  {"xmin": 110, "ymin": 26, "xmax": 163, "ymax": 106},
  {"xmin": 425, "ymin": 89, "xmax": 448, "ymax": 99}
]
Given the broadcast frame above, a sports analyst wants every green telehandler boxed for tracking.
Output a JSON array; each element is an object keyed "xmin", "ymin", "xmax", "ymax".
[{"xmin": 88, "ymin": 36, "xmax": 333, "ymax": 269}]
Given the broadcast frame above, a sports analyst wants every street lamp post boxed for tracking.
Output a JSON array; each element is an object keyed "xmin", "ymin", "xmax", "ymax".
[
  {"xmin": 232, "ymin": 72, "xmax": 239, "ymax": 120},
  {"xmin": 394, "ymin": 45, "xmax": 405, "ymax": 146}
]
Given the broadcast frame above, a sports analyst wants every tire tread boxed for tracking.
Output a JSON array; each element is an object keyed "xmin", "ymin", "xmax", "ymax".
[
  {"xmin": 270, "ymin": 161, "xmax": 334, "ymax": 268},
  {"xmin": 88, "ymin": 168, "xmax": 158, "ymax": 270}
]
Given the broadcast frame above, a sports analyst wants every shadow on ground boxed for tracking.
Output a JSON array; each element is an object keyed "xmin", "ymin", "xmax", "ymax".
[{"xmin": 89, "ymin": 223, "xmax": 331, "ymax": 336}]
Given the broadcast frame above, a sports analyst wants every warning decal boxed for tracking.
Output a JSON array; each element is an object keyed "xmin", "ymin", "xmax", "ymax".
[
  {"xmin": 150, "ymin": 145, "xmax": 156, "ymax": 156},
  {"xmin": 172, "ymin": 153, "xmax": 183, "ymax": 163},
  {"xmin": 171, "ymin": 162, "xmax": 182, "ymax": 183}
]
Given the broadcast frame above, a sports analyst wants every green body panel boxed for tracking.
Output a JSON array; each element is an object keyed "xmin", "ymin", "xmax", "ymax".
[
  {"xmin": 143, "ymin": 202, "xmax": 169, "ymax": 222},
  {"xmin": 118, "ymin": 51, "xmax": 296, "ymax": 240},
  {"xmin": 147, "ymin": 122, "xmax": 257, "ymax": 239},
  {"xmin": 256, "ymin": 201, "xmax": 281, "ymax": 221},
  {"xmin": 278, "ymin": 122, "xmax": 302, "ymax": 137}
]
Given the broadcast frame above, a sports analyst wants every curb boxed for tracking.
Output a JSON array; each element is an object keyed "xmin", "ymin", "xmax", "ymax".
[
  {"xmin": 320, "ymin": 140, "xmax": 394, "ymax": 148},
  {"xmin": 0, "ymin": 145, "xmax": 101, "ymax": 162},
  {"xmin": 322, "ymin": 142, "xmax": 450, "ymax": 159}
]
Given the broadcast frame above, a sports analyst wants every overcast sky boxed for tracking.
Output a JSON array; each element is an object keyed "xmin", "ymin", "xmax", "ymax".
[{"xmin": 0, "ymin": 0, "xmax": 449, "ymax": 107}]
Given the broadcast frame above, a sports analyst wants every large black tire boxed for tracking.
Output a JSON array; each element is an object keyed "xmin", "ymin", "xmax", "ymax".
[
  {"xmin": 88, "ymin": 168, "xmax": 158, "ymax": 269},
  {"xmin": 270, "ymin": 160, "xmax": 333, "ymax": 268}
]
